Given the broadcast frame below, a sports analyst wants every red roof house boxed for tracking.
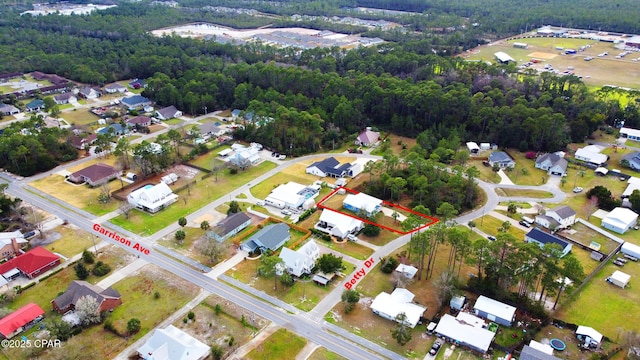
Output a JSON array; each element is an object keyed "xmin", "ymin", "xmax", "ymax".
[
  {"xmin": 0, "ymin": 303, "xmax": 45, "ymax": 339},
  {"xmin": 355, "ymin": 128, "xmax": 380, "ymax": 146},
  {"xmin": 0, "ymin": 247, "xmax": 60, "ymax": 280},
  {"xmin": 68, "ymin": 163, "xmax": 118, "ymax": 187},
  {"xmin": 125, "ymin": 115, "xmax": 152, "ymax": 127}
]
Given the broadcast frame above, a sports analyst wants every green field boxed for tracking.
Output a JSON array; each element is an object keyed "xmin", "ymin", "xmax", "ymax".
[{"xmin": 464, "ymin": 37, "xmax": 640, "ymax": 89}]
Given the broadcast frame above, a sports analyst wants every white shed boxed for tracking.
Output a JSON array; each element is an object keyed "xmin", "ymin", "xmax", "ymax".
[
  {"xmin": 608, "ymin": 270, "xmax": 630, "ymax": 288},
  {"xmin": 621, "ymin": 242, "xmax": 640, "ymax": 259},
  {"xmin": 466, "ymin": 142, "xmax": 480, "ymax": 154}
]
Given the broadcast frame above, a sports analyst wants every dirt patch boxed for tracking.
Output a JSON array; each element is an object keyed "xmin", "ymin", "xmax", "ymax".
[
  {"xmin": 168, "ymin": 164, "xmax": 200, "ymax": 180},
  {"xmin": 528, "ymin": 51, "xmax": 558, "ymax": 60}
]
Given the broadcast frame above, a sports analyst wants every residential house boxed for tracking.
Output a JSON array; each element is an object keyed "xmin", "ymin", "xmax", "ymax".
[
  {"xmin": 0, "ymin": 231, "xmax": 27, "ymax": 261},
  {"xmin": 473, "ymin": 295, "xmax": 517, "ymax": 326},
  {"xmin": 265, "ymin": 182, "xmax": 319, "ymax": 210},
  {"xmin": 78, "ymin": 86, "xmax": 101, "ymax": 100},
  {"xmin": 0, "ymin": 303, "xmax": 45, "ymax": 339},
  {"xmin": 25, "ymin": 99, "xmax": 44, "ymax": 112},
  {"xmin": 620, "ymin": 127, "xmax": 640, "ymax": 142},
  {"xmin": 207, "ymin": 212, "xmax": 252, "ymax": 242},
  {"xmin": 53, "ymin": 92, "xmax": 76, "ymax": 105},
  {"xmin": 623, "ymin": 177, "xmax": 640, "ymax": 198},
  {"xmin": 306, "ymin": 157, "xmax": 358, "ymax": 178},
  {"xmin": 622, "ymin": 152, "xmax": 640, "ymax": 170},
  {"xmin": 601, "ymin": 207, "xmax": 639, "ymax": 234},
  {"xmin": 316, "ymin": 209, "xmax": 363, "ymax": 239},
  {"xmin": 520, "ymin": 343, "xmax": 561, "ymax": 360},
  {"xmin": 575, "ymin": 145, "xmax": 608, "ymax": 166},
  {"xmin": 155, "ymin": 105, "xmax": 182, "ymax": 120},
  {"xmin": 395, "ymin": 264, "xmax": 418, "ymax": 279},
  {"xmin": 240, "ymin": 223, "xmax": 290, "ymax": 252},
  {"xmin": 97, "ymin": 123, "xmax": 129, "ymax": 136},
  {"xmin": 44, "ymin": 116, "xmax": 67, "ymax": 129},
  {"xmin": 137, "ymin": 325, "xmax": 209, "ymax": 360},
  {"xmin": 52, "ymin": 280, "xmax": 122, "ymax": 314},
  {"xmin": 355, "ymin": 128, "xmax": 380, "ymax": 146},
  {"xmin": 128, "ymin": 79, "xmax": 146, "ymax": 89},
  {"xmin": 197, "ymin": 122, "xmax": 226, "ymax": 139},
  {"xmin": 279, "ymin": 240, "xmax": 320, "ymax": 277},
  {"xmin": 103, "ymin": 83, "xmax": 127, "ymax": 94},
  {"xmin": 576, "ymin": 326, "xmax": 603, "ymax": 348},
  {"xmin": 0, "ymin": 104, "xmax": 20, "ymax": 116},
  {"xmin": 231, "ymin": 109, "xmax": 241, "ymax": 119},
  {"xmin": 126, "ymin": 115, "xmax": 152, "ymax": 127},
  {"xmin": 68, "ymin": 163, "xmax": 119, "ymax": 187},
  {"xmin": 466, "ymin": 142, "xmax": 480, "ymax": 154},
  {"xmin": 525, "ymin": 228, "xmax": 573, "ymax": 257},
  {"xmin": 127, "ymin": 182, "xmax": 178, "ymax": 213},
  {"xmin": 370, "ymin": 288, "xmax": 426, "ymax": 328},
  {"xmin": 535, "ymin": 153, "xmax": 568, "ymax": 176},
  {"xmin": 70, "ymin": 133, "xmax": 97, "ymax": 150},
  {"xmin": 121, "ymin": 95, "xmax": 152, "ymax": 110},
  {"xmin": 488, "ymin": 151, "xmax": 516, "ymax": 169},
  {"xmin": 343, "ymin": 192, "xmax": 382, "ymax": 217},
  {"xmin": 0, "ymin": 247, "xmax": 60, "ymax": 280},
  {"xmin": 0, "ymin": 72, "xmax": 22, "ymax": 82},
  {"xmin": 535, "ymin": 205, "xmax": 576, "ymax": 230},
  {"xmin": 435, "ymin": 313, "xmax": 495, "ymax": 353},
  {"xmin": 229, "ymin": 145, "xmax": 261, "ymax": 169}
]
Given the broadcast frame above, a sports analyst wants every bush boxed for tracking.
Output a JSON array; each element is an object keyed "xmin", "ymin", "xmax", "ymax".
[
  {"xmin": 380, "ymin": 256, "xmax": 400, "ymax": 273},
  {"xmin": 229, "ymin": 168, "xmax": 238, "ymax": 175},
  {"xmin": 362, "ymin": 224, "xmax": 380, "ymax": 237},
  {"xmin": 188, "ymin": 311, "xmax": 195, "ymax": 320},
  {"xmin": 298, "ymin": 208, "xmax": 316, "ymax": 222},
  {"xmin": 74, "ymin": 262, "xmax": 89, "ymax": 280},
  {"xmin": 82, "ymin": 250, "xmax": 95, "ymax": 264},
  {"xmin": 525, "ymin": 151, "xmax": 536, "ymax": 159},
  {"xmin": 92, "ymin": 261, "xmax": 111, "ymax": 276},
  {"xmin": 310, "ymin": 228, "xmax": 331, "ymax": 241}
]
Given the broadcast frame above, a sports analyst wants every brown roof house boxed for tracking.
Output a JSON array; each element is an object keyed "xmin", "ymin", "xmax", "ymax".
[
  {"xmin": 68, "ymin": 163, "xmax": 118, "ymax": 187},
  {"xmin": 126, "ymin": 115, "xmax": 152, "ymax": 127},
  {"xmin": 70, "ymin": 133, "xmax": 98, "ymax": 150},
  {"xmin": 355, "ymin": 128, "xmax": 380, "ymax": 146},
  {"xmin": 52, "ymin": 280, "xmax": 122, "ymax": 314}
]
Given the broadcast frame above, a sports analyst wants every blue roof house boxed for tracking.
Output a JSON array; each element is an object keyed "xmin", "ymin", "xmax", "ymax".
[
  {"xmin": 122, "ymin": 95, "xmax": 152, "ymax": 110},
  {"xmin": 97, "ymin": 123, "xmax": 129, "ymax": 136},
  {"xmin": 524, "ymin": 228, "xmax": 572, "ymax": 257},
  {"xmin": 488, "ymin": 151, "xmax": 516, "ymax": 169},
  {"xmin": 240, "ymin": 223, "xmax": 290, "ymax": 252},
  {"xmin": 25, "ymin": 99, "xmax": 44, "ymax": 112}
]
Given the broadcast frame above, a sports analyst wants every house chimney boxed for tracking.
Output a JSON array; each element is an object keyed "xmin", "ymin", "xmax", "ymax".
[{"xmin": 11, "ymin": 238, "xmax": 20, "ymax": 255}]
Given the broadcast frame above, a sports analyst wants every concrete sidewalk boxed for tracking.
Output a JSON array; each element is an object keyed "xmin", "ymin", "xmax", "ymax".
[{"xmin": 96, "ymin": 257, "xmax": 148, "ymax": 289}]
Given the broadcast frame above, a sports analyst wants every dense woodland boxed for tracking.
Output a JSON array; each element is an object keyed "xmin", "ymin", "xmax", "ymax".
[{"xmin": 1, "ymin": 2, "xmax": 640, "ymax": 176}]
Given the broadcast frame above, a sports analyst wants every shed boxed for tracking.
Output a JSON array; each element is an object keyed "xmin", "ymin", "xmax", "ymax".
[
  {"xmin": 450, "ymin": 295, "xmax": 466, "ymax": 311},
  {"xmin": 473, "ymin": 295, "xmax": 516, "ymax": 326},
  {"xmin": 621, "ymin": 242, "xmax": 640, "ymax": 259},
  {"xmin": 466, "ymin": 142, "xmax": 480, "ymax": 154},
  {"xmin": 395, "ymin": 264, "xmax": 418, "ymax": 279},
  {"xmin": 608, "ymin": 270, "xmax": 630, "ymax": 288},
  {"xmin": 576, "ymin": 326, "xmax": 603, "ymax": 348},
  {"xmin": 601, "ymin": 207, "xmax": 639, "ymax": 234}
]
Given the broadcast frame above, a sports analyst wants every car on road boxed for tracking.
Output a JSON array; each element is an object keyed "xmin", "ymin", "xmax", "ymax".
[
  {"xmin": 429, "ymin": 340, "xmax": 443, "ymax": 356},
  {"xmin": 573, "ymin": 187, "xmax": 583, "ymax": 193},
  {"xmin": 487, "ymin": 235, "xmax": 497, "ymax": 241},
  {"xmin": 519, "ymin": 220, "xmax": 531, "ymax": 228}
]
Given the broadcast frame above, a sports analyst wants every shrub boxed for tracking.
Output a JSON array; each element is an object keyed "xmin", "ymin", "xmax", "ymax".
[
  {"xmin": 92, "ymin": 261, "xmax": 111, "ymax": 276},
  {"xmin": 82, "ymin": 250, "xmax": 95, "ymax": 264},
  {"xmin": 188, "ymin": 311, "xmax": 195, "ymax": 320},
  {"xmin": 362, "ymin": 224, "xmax": 380, "ymax": 237},
  {"xmin": 380, "ymin": 256, "xmax": 400, "ymax": 273},
  {"xmin": 525, "ymin": 151, "xmax": 536, "ymax": 159}
]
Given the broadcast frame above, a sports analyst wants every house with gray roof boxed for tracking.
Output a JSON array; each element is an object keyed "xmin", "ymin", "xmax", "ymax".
[
  {"xmin": 0, "ymin": 104, "xmax": 20, "ymax": 116},
  {"xmin": 121, "ymin": 95, "xmax": 151, "ymax": 110},
  {"xmin": 240, "ymin": 223, "xmax": 290, "ymax": 252},
  {"xmin": 623, "ymin": 152, "xmax": 640, "ymax": 170},
  {"xmin": 103, "ymin": 83, "xmax": 127, "ymax": 94},
  {"xmin": 306, "ymin": 157, "xmax": 357, "ymax": 178},
  {"xmin": 78, "ymin": 86, "xmax": 101, "ymax": 99},
  {"xmin": 53, "ymin": 92, "xmax": 76, "ymax": 105},
  {"xmin": 208, "ymin": 212, "xmax": 252, "ymax": 242},
  {"xmin": 155, "ymin": 105, "xmax": 182, "ymax": 120},
  {"xmin": 535, "ymin": 153, "xmax": 568, "ymax": 176},
  {"xmin": 489, "ymin": 151, "xmax": 516, "ymax": 169},
  {"xmin": 52, "ymin": 280, "xmax": 122, "ymax": 314},
  {"xmin": 520, "ymin": 344, "xmax": 560, "ymax": 360},
  {"xmin": 535, "ymin": 205, "xmax": 576, "ymax": 230}
]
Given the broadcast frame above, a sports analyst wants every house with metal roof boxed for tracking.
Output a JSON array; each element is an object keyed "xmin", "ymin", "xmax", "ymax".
[
  {"xmin": 535, "ymin": 205, "xmax": 576, "ymax": 230},
  {"xmin": 279, "ymin": 240, "xmax": 320, "ymax": 277},
  {"xmin": 525, "ymin": 228, "xmax": 572, "ymax": 257},
  {"xmin": 601, "ymin": 207, "xmax": 639, "ymax": 234},
  {"xmin": 306, "ymin": 157, "xmax": 357, "ymax": 178},
  {"xmin": 435, "ymin": 312, "xmax": 495, "ymax": 353},
  {"xmin": 127, "ymin": 182, "xmax": 178, "ymax": 213},
  {"xmin": 488, "ymin": 151, "xmax": 515, "ymax": 169},
  {"xmin": 0, "ymin": 303, "xmax": 45, "ymax": 339},
  {"xmin": 68, "ymin": 163, "xmax": 118, "ymax": 187},
  {"xmin": 137, "ymin": 325, "xmax": 209, "ymax": 360},
  {"xmin": 535, "ymin": 153, "xmax": 568, "ymax": 176},
  {"xmin": 620, "ymin": 127, "xmax": 640, "ymax": 142},
  {"xmin": 208, "ymin": 212, "xmax": 252, "ymax": 242},
  {"xmin": 121, "ymin": 95, "xmax": 152, "ymax": 110},
  {"xmin": 316, "ymin": 209, "xmax": 363, "ymax": 239},
  {"xmin": 343, "ymin": 193, "xmax": 382, "ymax": 217},
  {"xmin": 575, "ymin": 146, "xmax": 608, "ymax": 166},
  {"xmin": 155, "ymin": 105, "xmax": 182, "ymax": 120},
  {"xmin": 52, "ymin": 280, "xmax": 122, "ymax": 314},
  {"xmin": 370, "ymin": 288, "xmax": 426, "ymax": 328},
  {"xmin": 473, "ymin": 295, "xmax": 517, "ymax": 326},
  {"xmin": 240, "ymin": 223, "xmax": 290, "ymax": 252}
]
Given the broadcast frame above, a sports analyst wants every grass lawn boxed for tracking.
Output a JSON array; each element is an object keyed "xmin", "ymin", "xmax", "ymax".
[
  {"xmin": 556, "ymin": 261, "xmax": 640, "ymax": 338},
  {"xmin": 110, "ymin": 161, "xmax": 277, "ymax": 234},
  {"xmin": 251, "ymin": 168, "xmax": 321, "ymax": 200},
  {"xmin": 0, "ymin": 84, "xmax": 14, "ymax": 93},
  {"xmin": 494, "ymin": 188, "xmax": 554, "ymax": 198},
  {"xmin": 156, "ymin": 227, "xmax": 213, "ymax": 265},
  {"xmin": 28, "ymin": 264, "xmax": 201, "ymax": 360},
  {"xmin": 60, "ymin": 109, "xmax": 101, "ymax": 126},
  {"xmin": 29, "ymin": 158, "xmax": 121, "ymax": 216},
  {"xmin": 468, "ymin": 160, "xmax": 501, "ymax": 183},
  {"xmin": 225, "ymin": 257, "xmax": 355, "ymax": 312},
  {"xmin": 316, "ymin": 238, "xmax": 374, "ymax": 260},
  {"xmin": 309, "ymin": 348, "xmax": 347, "ymax": 360},
  {"xmin": 476, "ymin": 215, "xmax": 526, "ymax": 238},
  {"xmin": 188, "ymin": 150, "xmax": 226, "ymax": 170},
  {"xmin": 43, "ymin": 224, "xmax": 102, "ymax": 258},
  {"xmin": 58, "ymin": 103, "xmax": 74, "ymax": 110},
  {"xmin": 165, "ymin": 118, "xmax": 183, "ymax": 126},
  {"xmin": 503, "ymin": 151, "xmax": 547, "ymax": 185},
  {"xmin": 559, "ymin": 222, "xmax": 619, "ymax": 255},
  {"xmin": 246, "ymin": 328, "xmax": 307, "ymax": 360}
]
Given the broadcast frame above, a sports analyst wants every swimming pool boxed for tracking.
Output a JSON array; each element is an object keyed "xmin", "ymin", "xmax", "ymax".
[{"xmin": 144, "ymin": 184, "xmax": 154, "ymax": 190}]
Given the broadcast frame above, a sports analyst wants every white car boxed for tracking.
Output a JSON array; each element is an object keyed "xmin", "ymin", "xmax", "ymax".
[
  {"xmin": 573, "ymin": 187, "xmax": 583, "ymax": 193},
  {"xmin": 281, "ymin": 209, "xmax": 292, "ymax": 216},
  {"xmin": 256, "ymin": 200, "xmax": 265, "ymax": 206}
]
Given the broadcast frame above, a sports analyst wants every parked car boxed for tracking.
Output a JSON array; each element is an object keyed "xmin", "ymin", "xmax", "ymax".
[
  {"xmin": 487, "ymin": 235, "xmax": 497, "ymax": 241},
  {"xmin": 573, "ymin": 187, "xmax": 583, "ymax": 193},
  {"xmin": 347, "ymin": 234, "xmax": 358, "ymax": 242},
  {"xmin": 281, "ymin": 209, "xmax": 292, "ymax": 216},
  {"xmin": 256, "ymin": 200, "xmax": 265, "ymax": 206},
  {"xmin": 23, "ymin": 230, "xmax": 37, "ymax": 239},
  {"xmin": 519, "ymin": 220, "xmax": 531, "ymax": 228},
  {"xmin": 482, "ymin": 161, "xmax": 491, "ymax": 167},
  {"xmin": 429, "ymin": 340, "xmax": 443, "ymax": 356}
]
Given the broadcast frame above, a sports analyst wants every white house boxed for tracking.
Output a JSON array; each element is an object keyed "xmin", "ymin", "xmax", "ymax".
[
  {"xmin": 278, "ymin": 240, "xmax": 320, "ymax": 277},
  {"xmin": 535, "ymin": 205, "xmax": 576, "ymax": 230},
  {"xmin": 103, "ymin": 83, "xmax": 127, "ymax": 94},
  {"xmin": 316, "ymin": 210, "xmax": 363, "ymax": 239},
  {"xmin": 575, "ymin": 146, "xmax": 608, "ymax": 166},
  {"xmin": 620, "ymin": 127, "xmax": 640, "ymax": 142},
  {"xmin": 434, "ymin": 313, "xmax": 495, "ymax": 353},
  {"xmin": 395, "ymin": 264, "xmax": 418, "ymax": 279},
  {"xmin": 137, "ymin": 325, "xmax": 209, "ymax": 360},
  {"xmin": 607, "ymin": 270, "xmax": 630, "ymax": 288},
  {"xmin": 127, "ymin": 182, "xmax": 178, "ymax": 213},
  {"xmin": 370, "ymin": 288, "xmax": 426, "ymax": 328},
  {"xmin": 229, "ymin": 145, "xmax": 260, "ymax": 169},
  {"xmin": 535, "ymin": 153, "xmax": 568, "ymax": 176},
  {"xmin": 601, "ymin": 207, "xmax": 639, "ymax": 234},
  {"xmin": 623, "ymin": 177, "xmax": 640, "ymax": 198},
  {"xmin": 343, "ymin": 193, "xmax": 382, "ymax": 217},
  {"xmin": 473, "ymin": 295, "xmax": 516, "ymax": 326},
  {"xmin": 576, "ymin": 326, "xmax": 603, "ymax": 348},
  {"xmin": 265, "ymin": 182, "xmax": 319, "ymax": 209},
  {"xmin": 155, "ymin": 106, "xmax": 183, "ymax": 120}
]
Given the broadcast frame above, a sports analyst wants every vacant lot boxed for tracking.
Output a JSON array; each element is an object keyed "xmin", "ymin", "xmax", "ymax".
[
  {"xmin": 60, "ymin": 109, "xmax": 101, "ymax": 127},
  {"xmin": 246, "ymin": 328, "xmax": 307, "ymax": 360},
  {"xmin": 41, "ymin": 223, "xmax": 102, "ymax": 258},
  {"xmin": 476, "ymin": 214, "xmax": 526, "ymax": 238},
  {"xmin": 463, "ymin": 37, "xmax": 640, "ymax": 88}
]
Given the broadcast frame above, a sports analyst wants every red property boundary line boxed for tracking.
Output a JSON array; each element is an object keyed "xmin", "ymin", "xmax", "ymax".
[{"xmin": 316, "ymin": 186, "xmax": 439, "ymax": 234}]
